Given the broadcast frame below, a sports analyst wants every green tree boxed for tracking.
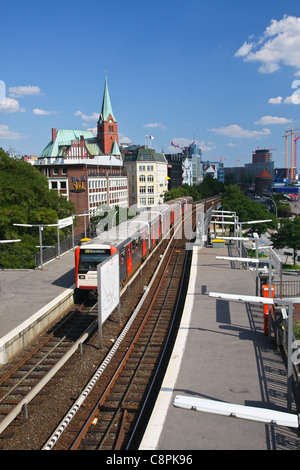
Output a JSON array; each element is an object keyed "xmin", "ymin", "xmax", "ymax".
[
  {"xmin": 164, "ymin": 175, "xmax": 223, "ymax": 203},
  {"xmin": 0, "ymin": 148, "xmax": 75, "ymax": 268},
  {"xmin": 221, "ymin": 185, "xmax": 276, "ymax": 235},
  {"xmin": 270, "ymin": 218, "xmax": 300, "ymax": 267}
]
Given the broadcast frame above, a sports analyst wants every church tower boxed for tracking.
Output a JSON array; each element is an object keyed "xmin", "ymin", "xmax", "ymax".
[{"xmin": 97, "ymin": 76, "xmax": 119, "ymax": 155}]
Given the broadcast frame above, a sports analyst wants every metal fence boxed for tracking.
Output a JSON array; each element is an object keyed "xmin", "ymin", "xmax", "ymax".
[
  {"xmin": 273, "ymin": 280, "xmax": 300, "ymax": 299},
  {"xmin": 34, "ymin": 231, "xmax": 87, "ymax": 268}
]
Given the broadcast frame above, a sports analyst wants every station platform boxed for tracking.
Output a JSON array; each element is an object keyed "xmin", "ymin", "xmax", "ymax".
[
  {"xmin": 0, "ymin": 251, "xmax": 76, "ymax": 363},
  {"xmin": 0, "ymin": 243, "xmax": 299, "ymax": 449},
  {"xmin": 140, "ymin": 244, "xmax": 300, "ymax": 450}
]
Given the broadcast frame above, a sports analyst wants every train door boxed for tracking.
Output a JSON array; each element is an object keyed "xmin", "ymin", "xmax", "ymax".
[
  {"xmin": 142, "ymin": 231, "xmax": 147, "ymax": 256},
  {"xmin": 152, "ymin": 223, "xmax": 156, "ymax": 246},
  {"xmin": 126, "ymin": 243, "xmax": 132, "ymax": 275}
]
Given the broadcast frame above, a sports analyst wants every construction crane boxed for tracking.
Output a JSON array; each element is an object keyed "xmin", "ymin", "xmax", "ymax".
[
  {"xmin": 294, "ymin": 134, "xmax": 300, "ymax": 177},
  {"xmin": 282, "ymin": 127, "xmax": 300, "ymax": 181}
]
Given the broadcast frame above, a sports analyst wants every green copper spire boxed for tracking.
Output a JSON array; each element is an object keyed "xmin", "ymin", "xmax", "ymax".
[{"xmin": 100, "ymin": 75, "xmax": 115, "ymax": 122}]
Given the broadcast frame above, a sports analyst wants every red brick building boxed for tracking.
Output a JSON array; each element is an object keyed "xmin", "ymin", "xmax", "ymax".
[{"xmin": 36, "ymin": 78, "xmax": 128, "ymax": 235}]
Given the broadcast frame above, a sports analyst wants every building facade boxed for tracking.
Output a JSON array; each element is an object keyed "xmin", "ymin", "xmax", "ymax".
[
  {"xmin": 165, "ymin": 142, "xmax": 203, "ymax": 188},
  {"xmin": 245, "ymin": 148, "xmax": 274, "ymax": 180},
  {"xmin": 165, "ymin": 153, "xmax": 184, "ymax": 189},
  {"xmin": 36, "ymin": 78, "xmax": 128, "ymax": 234},
  {"xmin": 123, "ymin": 147, "xmax": 168, "ymax": 208},
  {"xmin": 182, "ymin": 142, "xmax": 203, "ymax": 185}
]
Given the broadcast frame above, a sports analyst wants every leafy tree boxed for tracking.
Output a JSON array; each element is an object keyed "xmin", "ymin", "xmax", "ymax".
[
  {"xmin": 270, "ymin": 218, "xmax": 300, "ymax": 267},
  {"xmin": 221, "ymin": 185, "xmax": 276, "ymax": 235},
  {"xmin": 0, "ymin": 147, "xmax": 75, "ymax": 268},
  {"xmin": 164, "ymin": 185, "xmax": 192, "ymax": 202},
  {"xmin": 271, "ymin": 193, "xmax": 291, "ymax": 218},
  {"xmin": 164, "ymin": 175, "xmax": 223, "ymax": 202}
]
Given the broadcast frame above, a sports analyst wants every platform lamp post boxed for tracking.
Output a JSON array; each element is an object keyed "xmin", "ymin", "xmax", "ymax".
[
  {"xmin": 237, "ymin": 219, "xmax": 272, "ymax": 258},
  {"xmin": 75, "ymin": 211, "xmax": 89, "ymax": 239},
  {"xmin": 13, "ymin": 223, "xmax": 58, "ymax": 270},
  {"xmin": 262, "ymin": 194, "xmax": 278, "ymax": 220}
]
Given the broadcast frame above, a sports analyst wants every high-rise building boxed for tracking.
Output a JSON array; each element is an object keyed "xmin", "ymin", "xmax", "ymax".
[{"xmin": 245, "ymin": 148, "xmax": 274, "ymax": 179}]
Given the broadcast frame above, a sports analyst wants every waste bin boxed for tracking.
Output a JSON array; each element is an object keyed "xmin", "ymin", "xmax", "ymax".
[
  {"xmin": 212, "ymin": 239, "xmax": 226, "ymax": 248},
  {"xmin": 262, "ymin": 284, "xmax": 274, "ymax": 335}
]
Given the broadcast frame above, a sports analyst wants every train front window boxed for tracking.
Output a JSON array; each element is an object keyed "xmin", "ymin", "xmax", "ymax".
[{"xmin": 79, "ymin": 248, "xmax": 111, "ymax": 272}]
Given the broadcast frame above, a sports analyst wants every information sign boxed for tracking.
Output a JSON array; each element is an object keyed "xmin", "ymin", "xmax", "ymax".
[{"xmin": 97, "ymin": 252, "xmax": 120, "ymax": 346}]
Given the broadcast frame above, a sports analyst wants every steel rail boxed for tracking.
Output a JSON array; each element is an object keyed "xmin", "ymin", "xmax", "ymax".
[
  {"xmin": 69, "ymin": 212, "xmax": 193, "ymax": 450},
  {"xmin": 125, "ymin": 243, "xmax": 191, "ymax": 449},
  {"xmin": 0, "ymin": 301, "xmax": 87, "ymax": 389},
  {"xmin": 42, "ymin": 211, "xmax": 191, "ymax": 450},
  {"xmin": 0, "ymin": 303, "xmax": 98, "ymax": 436}
]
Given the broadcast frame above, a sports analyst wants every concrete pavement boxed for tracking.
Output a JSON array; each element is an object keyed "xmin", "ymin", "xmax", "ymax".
[{"xmin": 140, "ymin": 244, "xmax": 299, "ymax": 450}]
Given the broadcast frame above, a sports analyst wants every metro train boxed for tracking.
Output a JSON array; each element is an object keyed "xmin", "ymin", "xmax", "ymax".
[{"xmin": 75, "ymin": 197, "xmax": 193, "ymax": 293}]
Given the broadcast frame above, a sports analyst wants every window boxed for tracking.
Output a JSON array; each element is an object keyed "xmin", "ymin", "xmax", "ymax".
[
  {"xmin": 140, "ymin": 185, "xmax": 146, "ymax": 193},
  {"xmin": 148, "ymin": 197, "xmax": 154, "ymax": 205},
  {"xmin": 139, "ymin": 175, "xmax": 145, "ymax": 182},
  {"xmin": 53, "ymin": 168, "xmax": 59, "ymax": 175},
  {"xmin": 51, "ymin": 181, "xmax": 58, "ymax": 189},
  {"xmin": 60, "ymin": 181, "xmax": 67, "ymax": 189},
  {"xmin": 140, "ymin": 197, "xmax": 146, "ymax": 205},
  {"xmin": 148, "ymin": 186, "xmax": 154, "ymax": 193},
  {"xmin": 147, "ymin": 174, "xmax": 154, "ymax": 182}
]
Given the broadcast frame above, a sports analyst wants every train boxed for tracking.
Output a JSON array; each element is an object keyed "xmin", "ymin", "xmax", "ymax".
[{"xmin": 75, "ymin": 197, "xmax": 193, "ymax": 293}]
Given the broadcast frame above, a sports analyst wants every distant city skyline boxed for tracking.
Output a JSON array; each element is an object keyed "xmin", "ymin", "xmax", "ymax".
[{"xmin": 1, "ymin": 0, "xmax": 300, "ymax": 170}]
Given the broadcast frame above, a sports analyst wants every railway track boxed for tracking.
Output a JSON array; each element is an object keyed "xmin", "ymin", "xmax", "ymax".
[
  {"xmin": 0, "ymin": 201, "xmax": 204, "ymax": 450},
  {"xmin": 49, "ymin": 209, "xmax": 195, "ymax": 450},
  {"xmin": 0, "ymin": 300, "xmax": 97, "ymax": 435},
  {"xmin": 0, "ymin": 224, "xmax": 180, "ymax": 449}
]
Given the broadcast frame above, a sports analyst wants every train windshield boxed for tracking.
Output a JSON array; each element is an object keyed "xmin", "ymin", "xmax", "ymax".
[{"xmin": 79, "ymin": 248, "xmax": 111, "ymax": 272}]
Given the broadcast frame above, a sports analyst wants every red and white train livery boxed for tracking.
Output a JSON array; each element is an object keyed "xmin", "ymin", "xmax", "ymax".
[{"xmin": 75, "ymin": 197, "xmax": 193, "ymax": 292}]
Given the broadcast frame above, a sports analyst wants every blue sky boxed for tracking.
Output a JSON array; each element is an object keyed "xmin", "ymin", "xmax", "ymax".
[{"xmin": 1, "ymin": 0, "xmax": 300, "ymax": 169}]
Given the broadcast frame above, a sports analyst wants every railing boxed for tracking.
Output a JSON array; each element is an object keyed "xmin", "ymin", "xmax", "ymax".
[
  {"xmin": 34, "ymin": 231, "xmax": 94, "ymax": 268},
  {"xmin": 273, "ymin": 280, "xmax": 300, "ymax": 299}
]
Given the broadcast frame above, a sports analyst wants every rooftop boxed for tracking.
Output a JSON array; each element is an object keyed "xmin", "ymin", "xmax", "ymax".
[
  {"xmin": 123, "ymin": 148, "xmax": 167, "ymax": 163},
  {"xmin": 39, "ymin": 129, "xmax": 103, "ymax": 159}
]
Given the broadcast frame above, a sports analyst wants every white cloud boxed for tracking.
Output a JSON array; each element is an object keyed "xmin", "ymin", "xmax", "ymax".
[
  {"xmin": 8, "ymin": 85, "xmax": 42, "ymax": 98},
  {"xmin": 74, "ymin": 110, "xmax": 98, "ymax": 121},
  {"xmin": 254, "ymin": 115, "xmax": 292, "ymax": 125},
  {"xmin": 33, "ymin": 108, "xmax": 58, "ymax": 115},
  {"xmin": 119, "ymin": 135, "xmax": 133, "ymax": 144},
  {"xmin": 234, "ymin": 41, "xmax": 254, "ymax": 57},
  {"xmin": 209, "ymin": 124, "xmax": 271, "ymax": 138},
  {"xmin": 83, "ymin": 126, "xmax": 97, "ymax": 135},
  {"xmin": 268, "ymin": 95, "xmax": 298, "ymax": 104},
  {"xmin": 0, "ymin": 124, "xmax": 24, "ymax": 139},
  {"xmin": 169, "ymin": 138, "xmax": 215, "ymax": 152},
  {"xmin": 0, "ymin": 97, "xmax": 25, "ymax": 113},
  {"xmin": 235, "ymin": 15, "xmax": 300, "ymax": 75},
  {"xmin": 268, "ymin": 96, "xmax": 283, "ymax": 104},
  {"xmin": 143, "ymin": 122, "xmax": 166, "ymax": 130},
  {"xmin": 284, "ymin": 95, "xmax": 294, "ymax": 104}
]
